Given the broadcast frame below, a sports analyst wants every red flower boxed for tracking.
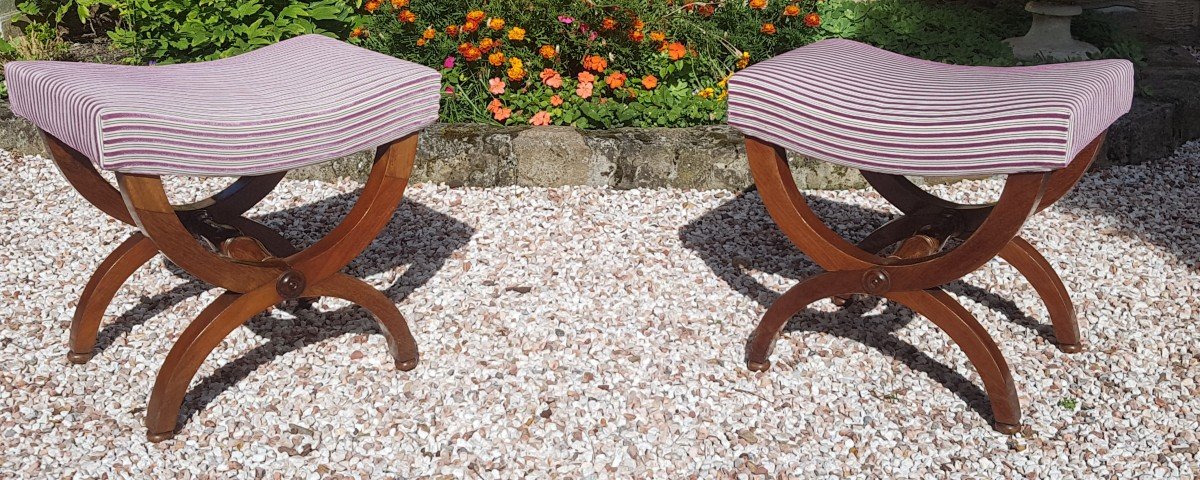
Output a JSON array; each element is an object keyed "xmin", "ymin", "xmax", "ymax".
[{"xmin": 803, "ymin": 12, "xmax": 821, "ymax": 27}]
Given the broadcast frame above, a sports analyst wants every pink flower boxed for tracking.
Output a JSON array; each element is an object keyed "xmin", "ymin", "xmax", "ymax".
[
  {"xmin": 558, "ymin": 15, "xmax": 574, "ymax": 24},
  {"xmin": 540, "ymin": 69, "xmax": 563, "ymax": 89},
  {"xmin": 550, "ymin": 95, "xmax": 563, "ymax": 106},
  {"xmin": 494, "ymin": 107, "xmax": 512, "ymax": 122},
  {"xmin": 443, "ymin": 56, "xmax": 456, "ymax": 69},
  {"xmin": 575, "ymin": 81, "xmax": 593, "ymax": 99},
  {"xmin": 444, "ymin": 86, "xmax": 455, "ymax": 95},
  {"xmin": 530, "ymin": 111, "xmax": 552, "ymax": 126},
  {"xmin": 488, "ymin": 77, "xmax": 506, "ymax": 95}
]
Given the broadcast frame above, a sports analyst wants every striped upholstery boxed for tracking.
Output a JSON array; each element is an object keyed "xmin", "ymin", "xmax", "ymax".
[
  {"xmin": 727, "ymin": 39, "xmax": 1134, "ymax": 176},
  {"xmin": 5, "ymin": 35, "xmax": 441, "ymax": 177}
]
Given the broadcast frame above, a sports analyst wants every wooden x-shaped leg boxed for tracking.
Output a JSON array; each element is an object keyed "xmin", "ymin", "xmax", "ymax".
[
  {"xmin": 743, "ymin": 133, "xmax": 1105, "ymax": 433},
  {"xmin": 45, "ymin": 132, "xmax": 422, "ymax": 442}
]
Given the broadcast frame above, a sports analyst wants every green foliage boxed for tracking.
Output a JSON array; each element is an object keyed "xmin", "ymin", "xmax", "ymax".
[
  {"xmin": 1058, "ymin": 397, "xmax": 1079, "ymax": 411},
  {"xmin": 109, "ymin": 0, "xmax": 364, "ymax": 64}
]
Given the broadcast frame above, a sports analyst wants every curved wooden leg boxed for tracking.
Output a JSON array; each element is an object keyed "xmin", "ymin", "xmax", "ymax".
[
  {"xmin": 68, "ymin": 233, "xmax": 158, "ymax": 364},
  {"xmin": 307, "ymin": 273, "xmax": 419, "ymax": 371},
  {"xmin": 145, "ymin": 285, "xmax": 281, "ymax": 442},
  {"xmin": 999, "ymin": 236, "xmax": 1081, "ymax": 353},
  {"xmin": 746, "ymin": 271, "xmax": 863, "ymax": 372},
  {"xmin": 887, "ymin": 289, "xmax": 1022, "ymax": 434}
]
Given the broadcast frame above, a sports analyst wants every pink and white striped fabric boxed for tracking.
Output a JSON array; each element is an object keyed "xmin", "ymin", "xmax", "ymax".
[
  {"xmin": 727, "ymin": 39, "xmax": 1134, "ymax": 176},
  {"xmin": 5, "ymin": 34, "xmax": 441, "ymax": 177}
]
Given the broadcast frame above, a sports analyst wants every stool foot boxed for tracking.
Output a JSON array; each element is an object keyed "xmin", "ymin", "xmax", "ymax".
[
  {"xmin": 746, "ymin": 360, "xmax": 772, "ymax": 372},
  {"xmin": 66, "ymin": 351, "xmax": 94, "ymax": 365},
  {"xmin": 1057, "ymin": 342, "xmax": 1083, "ymax": 354},
  {"xmin": 994, "ymin": 422, "xmax": 1023, "ymax": 435},
  {"xmin": 396, "ymin": 355, "xmax": 420, "ymax": 372},
  {"xmin": 147, "ymin": 430, "xmax": 176, "ymax": 443},
  {"xmin": 830, "ymin": 295, "xmax": 855, "ymax": 308}
]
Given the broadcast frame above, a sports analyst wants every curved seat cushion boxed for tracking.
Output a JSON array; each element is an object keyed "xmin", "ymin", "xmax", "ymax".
[
  {"xmin": 4, "ymin": 35, "xmax": 441, "ymax": 177},
  {"xmin": 727, "ymin": 39, "xmax": 1134, "ymax": 176}
]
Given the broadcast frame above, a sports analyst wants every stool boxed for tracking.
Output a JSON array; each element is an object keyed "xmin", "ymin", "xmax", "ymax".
[
  {"xmin": 727, "ymin": 39, "xmax": 1134, "ymax": 432},
  {"xmin": 5, "ymin": 35, "xmax": 442, "ymax": 441}
]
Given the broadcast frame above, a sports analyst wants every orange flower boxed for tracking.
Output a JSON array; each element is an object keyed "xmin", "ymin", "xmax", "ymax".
[
  {"xmin": 350, "ymin": 26, "xmax": 367, "ymax": 38},
  {"xmin": 698, "ymin": 87, "xmax": 715, "ymax": 98},
  {"xmin": 783, "ymin": 4, "xmax": 801, "ymax": 16},
  {"xmin": 641, "ymin": 75, "xmax": 658, "ymax": 90},
  {"xmin": 390, "ymin": 0, "xmax": 408, "ymax": 8},
  {"xmin": 530, "ymin": 111, "xmax": 552, "ymax": 126},
  {"xmin": 540, "ymin": 68, "xmax": 563, "ymax": 88},
  {"xmin": 737, "ymin": 51, "xmax": 751, "ymax": 69},
  {"xmin": 601, "ymin": 17, "xmax": 618, "ymax": 31},
  {"xmin": 583, "ymin": 55, "xmax": 608, "ymax": 72},
  {"xmin": 576, "ymin": 81, "xmax": 593, "ymax": 99},
  {"xmin": 488, "ymin": 18, "xmax": 505, "ymax": 31},
  {"xmin": 605, "ymin": 72, "xmax": 627, "ymax": 89},
  {"xmin": 507, "ymin": 65, "xmax": 527, "ymax": 81},
  {"xmin": 466, "ymin": 10, "xmax": 486, "ymax": 22},
  {"xmin": 364, "ymin": 0, "xmax": 381, "ymax": 13},
  {"xmin": 459, "ymin": 43, "xmax": 483, "ymax": 62},
  {"xmin": 446, "ymin": 25, "xmax": 460, "ymax": 36},
  {"xmin": 494, "ymin": 106, "xmax": 512, "ymax": 122},
  {"xmin": 629, "ymin": 30, "xmax": 645, "ymax": 42},
  {"xmin": 508, "ymin": 27, "xmax": 526, "ymax": 41},
  {"xmin": 749, "ymin": 0, "xmax": 767, "ymax": 9},
  {"xmin": 416, "ymin": 38, "xmax": 427, "ymax": 46},
  {"xmin": 803, "ymin": 12, "xmax": 821, "ymax": 27},
  {"xmin": 463, "ymin": 20, "xmax": 480, "ymax": 32},
  {"xmin": 761, "ymin": 23, "xmax": 776, "ymax": 35},
  {"xmin": 479, "ymin": 38, "xmax": 496, "ymax": 51},
  {"xmin": 398, "ymin": 10, "xmax": 416, "ymax": 23},
  {"xmin": 487, "ymin": 98, "xmax": 502, "ymax": 113},
  {"xmin": 539, "ymin": 45, "xmax": 558, "ymax": 60},
  {"xmin": 550, "ymin": 95, "xmax": 564, "ymax": 106},
  {"xmin": 664, "ymin": 42, "xmax": 687, "ymax": 61},
  {"xmin": 488, "ymin": 51, "xmax": 506, "ymax": 66},
  {"xmin": 422, "ymin": 27, "xmax": 437, "ymax": 40},
  {"xmin": 698, "ymin": 4, "xmax": 714, "ymax": 16},
  {"xmin": 577, "ymin": 71, "xmax": 596, "ymax": 83},
  {"xmin": 648, "ymin": 31, "xmax": 666, "ymax": 43}
]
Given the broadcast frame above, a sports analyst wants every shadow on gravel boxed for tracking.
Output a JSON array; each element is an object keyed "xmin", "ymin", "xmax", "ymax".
[
  {"xmin": 90, "ymin": 190, "xmax": 473, "ymax": 432},
  {"xmin": 678, "ymin": 191, "xmax": 1058, "ymax": 424},
  {"xmin": 1054, "ymin": 166, "xmax": 1200, "ymax": 272}
]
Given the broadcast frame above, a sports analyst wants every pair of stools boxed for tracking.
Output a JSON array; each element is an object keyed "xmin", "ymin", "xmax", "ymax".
[{"xmin": 5, "ymin": 35, "xmax": 1133, "ymax": 441}]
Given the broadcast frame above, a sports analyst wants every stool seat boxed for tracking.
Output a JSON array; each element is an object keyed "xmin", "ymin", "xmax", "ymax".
[
  {"xmin": 727, "ymin": 39, "xmax": 1134, "ymax": 176},
  {"xmin": 5, "ymin": 34, "xmax": 441, "ymax": 177}
]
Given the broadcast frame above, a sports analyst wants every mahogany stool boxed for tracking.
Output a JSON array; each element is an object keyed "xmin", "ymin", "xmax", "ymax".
[
  {"xmin": 4, "ymin": 35, "xmax": 442, "ymax": 441},
  {"xmin": 726, "ymin": 39, "xmax": 1134, "ymax": 432}
]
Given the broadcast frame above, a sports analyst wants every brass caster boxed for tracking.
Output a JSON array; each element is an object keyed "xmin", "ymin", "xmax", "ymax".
[
  {"xmin": 1057, "ymin": 343, "xmax": 1083, "ymax": 354},
  {"xmin": 746, "ymin": 360, "xmax": 772, "ymax": 372},
  {"xmin": 994, "ymin": 422, "xmax": 1022, "ymax": 435},
  {"xmin": 395, "ymin": 356, "xmax": 420, "ymax": 372},
  {"xmin": 66, "ymin": 351, "xmax": 94, "ymax": 365}
]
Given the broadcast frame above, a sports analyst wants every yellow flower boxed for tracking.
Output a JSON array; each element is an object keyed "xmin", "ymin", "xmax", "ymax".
[
  {"xmin": 698, "ymin": 87, "xmax": 715, "ymax": 98},
  {"xmin": 489, "ymin": 17, "xmax": 505, "ymax": 31},
  {"xmin": 508, "ymin": 27, "xmax": 526, "ymax": 41},
  {"xmin": 507, "ymin": 65, "xmax": 527, "ymax": 81},
  {"xmin": 539, "ymin": 45, "xmax": 557, "ymax": 59},
  {"xmin": 488, "ymin": 51, "xmax": 506, "ymax": 66},
  {"xmin": 736, "ymin": 51, "xmax": 751, "ymax": 69}
]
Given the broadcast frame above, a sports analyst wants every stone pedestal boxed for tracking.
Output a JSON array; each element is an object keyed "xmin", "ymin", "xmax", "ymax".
[
  {"xmin": 0, "ymin": 0, "xmax": 17, "ymax": 39},
  {"xmin": 1005, "ymin": 2, "xmax": 1100, "ymax": 61}
]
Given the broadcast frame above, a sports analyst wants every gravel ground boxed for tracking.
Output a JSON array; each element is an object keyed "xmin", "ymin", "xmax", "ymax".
[{"xmin": 1, "ymin": 143, "xmax": 1198, "ymax": 478}]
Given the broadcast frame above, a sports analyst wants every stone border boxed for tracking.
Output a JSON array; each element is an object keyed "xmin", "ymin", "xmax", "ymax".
[{"xmin": 1, "ymin": 90, "xmax": 1195, "ymax": 191}]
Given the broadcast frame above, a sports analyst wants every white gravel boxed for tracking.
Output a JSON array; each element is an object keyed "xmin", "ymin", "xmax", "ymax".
[{"xmin": 1, "ymin": 143, "xmax": 1198, "ymax": 478}]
